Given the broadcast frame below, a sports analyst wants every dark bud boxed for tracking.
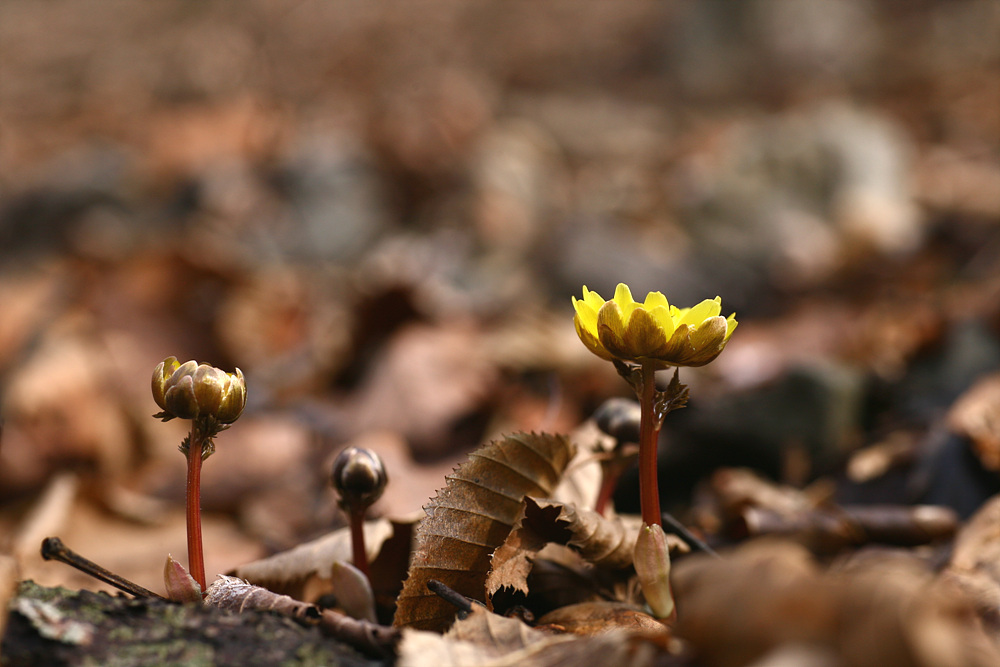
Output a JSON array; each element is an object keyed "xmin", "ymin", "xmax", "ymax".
[
  {"xmin": 331, "ymin": 447, "xmax": 387, "ymax": 510},
  {"xmin": 594, "ymin": 397, "xmax": 642, "ymax": 444}
]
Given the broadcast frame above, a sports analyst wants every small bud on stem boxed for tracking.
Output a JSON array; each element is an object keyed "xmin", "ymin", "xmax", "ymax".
[{"xmin": 332, "ymin": 447, "xmax": 387, "ymax": 577}]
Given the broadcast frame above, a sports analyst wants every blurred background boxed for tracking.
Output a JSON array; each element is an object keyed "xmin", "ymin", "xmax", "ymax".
[{"xmin": 1, "ymin": 0, "xmax": 999, "ymax": 596}]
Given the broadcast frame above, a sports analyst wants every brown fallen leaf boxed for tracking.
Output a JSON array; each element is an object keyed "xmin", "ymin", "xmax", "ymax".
[
  {"xmin": 739, "ymin": 504, "xmax": 957, "ymax": 553},
  {"xmin": 487, "ymin": 497, "xmax": 686, "ymax": 601},
  {"xmin": 398, "ymin": 604, "xmax": 662, "ymax": 667},
  {"xmin": 710, "ymin": 468, "xmax": 956, "ymax": 553},
  {"xmin": 673, "ymin": 541, "xmax": 1000, "ymax": 667},
  {"xmin": 945, "ymin": 493, "xmax": 1000, "ymax": 620},
  {"xmin": 535, "ymin": 601, "xmax": 669, "ymax": 641},
  {"xmin": 205, "ymin": 575, "xmax": 400, "ymax": 659},
  {"xmin": 230, "ymin": 518, "xmax": 394, "ymax": 604},
  {"xmin": 948, "ymin": 372, "xmax": 1000, "ymax": 470},
  {"xmin": 394, "ymin": 432, "xmax": 576, "ymax": 632}
]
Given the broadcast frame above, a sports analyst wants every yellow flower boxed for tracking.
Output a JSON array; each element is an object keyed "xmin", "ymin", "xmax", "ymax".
[
  {"xmin": 572, "ymin": 283, "xmax": 738, "ymax": 368},
  {"xmin": 152, "ymin": 356, "xmax": 247, "ymax": 424}
]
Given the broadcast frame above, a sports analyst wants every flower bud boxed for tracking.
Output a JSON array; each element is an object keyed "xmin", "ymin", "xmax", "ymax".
[
  {"xmin": 634, "ymin": 522, "xmax": 675, "ymax": 620},
  {"xmin": 151, "ymin": 357, "xmax": 246, "ymax": 424},
  {"xmin": 331, "ymin": 447, "xmax": 387, "ymax": 510}
]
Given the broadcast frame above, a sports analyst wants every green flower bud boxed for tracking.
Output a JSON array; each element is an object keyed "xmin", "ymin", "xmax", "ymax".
[
  {"xmin": 331, "ymin": 447, "xmax": 387, "ymax": 510},
  {"xmin": 151, "ymin": 357, "xmax": 246, "ymax": 424},
  {"xmin": 634, "ymin": 522, "xmax": 675, "ymax": 620}
]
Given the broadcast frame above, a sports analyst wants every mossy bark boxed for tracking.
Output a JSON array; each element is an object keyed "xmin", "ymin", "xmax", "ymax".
[{"xmin": 2, "ymin": 581, "xmax": 386, "ymax": 667}]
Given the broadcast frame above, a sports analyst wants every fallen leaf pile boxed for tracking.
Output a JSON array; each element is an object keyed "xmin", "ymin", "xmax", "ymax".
[{"xmin": 4, "ymin": 1, "xmax": 1000, "ymax": 665}]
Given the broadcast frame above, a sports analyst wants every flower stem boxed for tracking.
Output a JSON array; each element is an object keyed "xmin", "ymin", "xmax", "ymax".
[
  {"xmin": 185, "ymin": 426, "xmax": 208, "ymax": 594},
  {"xmin": 349, "ymin": 507, "xmax": 369, "ymax": 576},
  {"xmin": 638, "ymin": 360, "xmax": 662, "ymax": 527}
]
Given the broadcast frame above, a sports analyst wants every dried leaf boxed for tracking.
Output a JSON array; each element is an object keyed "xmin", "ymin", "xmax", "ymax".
[
  {"xmin": 231, "ymin": 518, "xmax": 393, "ymax": 602},
  {"xmin": 394, "ymin": 432, "xmax": 576, "ymax": 631},
  {"xmin": 163, "ymin": 555, "xmax": 202, "ymax": 603},
  {"xmin": 945, "ymin": 494, "xmax": 1000, "ymax": 617},
  {"xmin": 487, "ymin": 498, "xmax": 686, "ymax": 601},
  {"xmin": 674, "ymin": 542, "xmax": 1000, "ymax": 667},
  {"xmin": 328, "ymin": 561, "xmax": 376, "ymax": 622},
  {"xmin": 948, "ymin": 372, "xmax": 1000, "ymax": 470},
  {"xmin": 205, "ymin": 575, "xmax": 400, "ymax": 659},
  {"xmin": 536, "ymin": 601, "xmax": 669, "ymax": 640},
  {"xmin": 711, "ymin": 468, "xmax": 956, "ymax": 553},
  {"xmin": 399, "ymin": 605, "xmax": 661, "ymax": 667}
]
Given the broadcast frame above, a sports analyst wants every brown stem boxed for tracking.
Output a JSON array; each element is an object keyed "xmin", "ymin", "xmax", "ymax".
[
  {"xmin": 349, "ymin": 507, "xmax": 369, "ymax": 576},
  {"xmin": 186, "ymin": 427, "xmax": 208, "ymax": 594},
  {"xmin": 638, "ymin": 360, "xmax": 662, "ymax": 527},
  {"xmin": 594, "ymin": 471, "xmax": 617, "ymax": 517}
]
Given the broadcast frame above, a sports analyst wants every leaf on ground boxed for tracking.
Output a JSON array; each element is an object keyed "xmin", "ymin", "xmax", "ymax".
[
  {"xmin": 487, "ymin": 498, "xmax": 686, "ymax": 601},
  {"xmin": 710, "ymin": 468, "xmax": 956, "ymax": 553},
  {"xmin": 398, "ymin": 605, "xmax": 662, "ymax": 667},
  {"xmin": 393, "ymin": 432, "xmax": 576, "ymax": 632},
  {"xmin": 948, "ymin": 372, "xmax": 1000, "ymax": 470},
  {"xmin": 535, "ymin": 601, "xmax": 670, "ymax": 641},
  {"xmin": 205, "ymin": 575, "xmax": 400, "ymax": 659},
  {"xmin": 231, "ymin": 518, "xmax": 394, "ymax": 603},
  {"xmin": 945, "ymin": 493, "xmax": 1000, "ymax": 616},
  {"xmin": 673, "ymin": 541, "xmax": 1000, "ymax": 667}
]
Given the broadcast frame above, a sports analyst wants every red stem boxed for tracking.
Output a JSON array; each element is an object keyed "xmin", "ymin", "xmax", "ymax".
[
  {"xmin": 638, "ymin": 361, "xmax": 662, "ymax": 527},
  {"xmin": 350, "ymin": 508, "xmax": 369, "ymax": 576},
  {"xmin": 185, "ymin": 430, "xmax": 207, "ymax": 594}
]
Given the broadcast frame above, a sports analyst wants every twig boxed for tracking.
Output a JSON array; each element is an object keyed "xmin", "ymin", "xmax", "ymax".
[
  {"xmin": 41, "ymin": 537, "xmax": 167, "ymax": 600},
  {"xmin": 660, "ymin": 512, "xmax": 720, "ymax": 559}
]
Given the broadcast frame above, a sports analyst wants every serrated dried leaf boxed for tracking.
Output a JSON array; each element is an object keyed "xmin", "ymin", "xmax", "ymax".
[
  {"xmin": 394, "ymin": 432, "xmax": 576, "ymax": 632},
  {"xmin": 230, "ymin": 518, "xmax": 393, "ymax": 602},
  {"xmin": 487, "ymin": 498, "xmax": 685, "ymax": 600}
]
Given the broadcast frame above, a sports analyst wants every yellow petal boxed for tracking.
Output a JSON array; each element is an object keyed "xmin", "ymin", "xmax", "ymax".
[
  {"xmin": 659, "ymin": 323, "xmax": 693, "ymax": 364},
  {"xmin": 643, "ymin": 291, "xmax": 669, "ymax": 310},
  {"xmin": 613, "ymin": 283, "xmax": 635, "ymax": 307},
  {"xmin": 624, "ymin": 307, "xmax": 668, "ymax": 358},
  {"xmin": 572, "ymin": 298, "xmax": 600, "ymax": 336},
  {"xmin": 597, "ymin": 301, "xmax": 631, "ymax": 360},
  {"xmin": 685, "ymin": 316, "xmax": 728, "ymax": 366},
  {"xmin": 648, "ymin": 305, "xmax": 675, "ymax": 339},
  {"xmin": 678, "ymin": 297, "xmax": 722, "ymax": 328},
  {"xmin": 724, "ymin": 313, "xmax": 739, "ymax": 341},
  {"xmin": 582, "ymin": 286, "xmax": 606, "ymax": 311},
  {"xmin": 575, "ymin": 316, "xmax": 614, "ymax": 361}
]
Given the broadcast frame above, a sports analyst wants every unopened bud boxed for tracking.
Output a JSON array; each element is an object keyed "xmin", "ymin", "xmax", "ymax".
[
  {"xmin": 634, "ymin": 522, "xmax": 675, "ymax": 620},
  {"xmin": 331, "ymin": 447, "xmax": 387, "ymax": 510},
  {"xmin": 152, "ymin": 356, "xmax": 246, "ymax": 424},
  {"xmin": 594, "ymin": 397, "xmax": 641, "ymax": 444}
]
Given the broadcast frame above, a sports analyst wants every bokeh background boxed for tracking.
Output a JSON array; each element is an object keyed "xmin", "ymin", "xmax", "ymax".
[{"xmin": 1, "ymin": 0, "xmax": 999, "ymax": 597}]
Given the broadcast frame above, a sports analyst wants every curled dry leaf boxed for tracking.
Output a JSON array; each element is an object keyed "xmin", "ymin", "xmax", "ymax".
[
  {"xmin": 399, "ymin": 605, "xmax": 661, "ymax": 667},
  {"xmin": 231, "ymin": 518, "xmax": 393, "ymax": 603},
  {"xmin": 394, "ymin": 432, "xmax": 576, "ymax": 632},
  {"xmin": 205, "ymin": 575, "xmax": 400, "ymax": 659},
  {"xmin": 487, "ymin": 497, "xmax": 686, "ymax": 601}
]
